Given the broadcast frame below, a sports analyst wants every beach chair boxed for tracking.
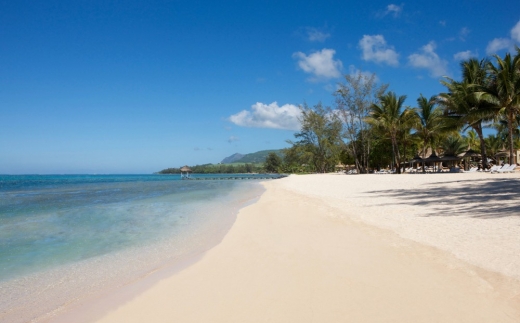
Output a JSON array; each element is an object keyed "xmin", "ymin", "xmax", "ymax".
[
  {"xmin": 491, "ymin": 164, "xmax": 509, "ymax": 173},
  {"xmin": 467, "ymin": 167, "xmax": 478, "ymax": 173},
  {"xmin": 497, "ymin": 164, "xmax": 516, "ymax": 173},
  {"xmin": 486, "ymin": 165, "xmax": 498, "ymax": 172}
]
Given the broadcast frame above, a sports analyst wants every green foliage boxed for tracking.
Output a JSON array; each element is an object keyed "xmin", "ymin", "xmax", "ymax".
[
  {"xmin": 485, "ymin": 48, "xmax": 520, "ymax": 163},
  {"xmin": 367, "ymin": 92, "xmax": 416, "ymax": 173},
  {"xmin": 157, "ymin": 163, "xmax": 262, "ymax": 174},
  {"xmin": 441, "ymin": 135, "xmax": 468, "ymax": 157},
  {"xmin": 334, "ymin": 70, "xmax": 389, "ymax": 173},
  {"xmin": 287, "ymin": 103, "xmax": 343, "ymax": 173},
  {"xmin": 238, "ymin": 150, "xmax": 283, "ymax": 163},
  {"xmin": 264, "ymin": 152, "xmax": 283, "ymax": 173}
]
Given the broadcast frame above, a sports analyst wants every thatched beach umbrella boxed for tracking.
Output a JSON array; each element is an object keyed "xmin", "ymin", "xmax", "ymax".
[
  {"xmin": 494, "ymin": 149, "xmax": 510, "ymax": 165},
  {"xmin": 423, "ymin": 152, "xmax": 442, "ymax": 172},
  {"xmin": 180, "ymin": 166, "xmax": 192, "ymax": 179},
  {"xmin": 410, "ymin": 154, "xmax": 423, "ymax": 172},
  {"xmin": 461, "ymin": 149, "xmax": 481, "ymax": 158},
  {"xmin": 458, "ymin": 149, "xmax": 481, "ymax": 170},
  {"xmin": 440, "ymin": 155, "xmax": 461, "ymax": 170}
]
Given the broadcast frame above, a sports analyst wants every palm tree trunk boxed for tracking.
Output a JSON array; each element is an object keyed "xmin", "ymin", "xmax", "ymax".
[
  {"xmin": 473, "ymin": 124, "xmax": 488, "ymax": 168},
  {"xmin": 508, "ymin": 109, "xmax": 516, "ymax": 165},
  {"xmin": 392, "ymin": 135, "xmax": 401, "ymax": 174}
]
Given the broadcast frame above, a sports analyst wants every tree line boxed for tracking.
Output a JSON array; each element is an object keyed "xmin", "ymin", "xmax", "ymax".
[
  {"xmin": 158, "ymin": 163, "xmax": 261, "ymax": 174},
  {"xmin": 277, "ymin": 48, "xmax": 520, "ymax": 174}
]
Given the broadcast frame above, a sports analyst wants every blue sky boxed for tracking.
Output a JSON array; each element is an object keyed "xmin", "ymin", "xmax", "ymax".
[{"xmin": 1, "ymin": 0, "xmax": 519, "ymax": 174}]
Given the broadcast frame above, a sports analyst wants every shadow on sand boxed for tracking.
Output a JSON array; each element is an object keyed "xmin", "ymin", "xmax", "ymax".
[{"xmin": 365, "ymin": 178, "xmax": 520, "ymax": 219}]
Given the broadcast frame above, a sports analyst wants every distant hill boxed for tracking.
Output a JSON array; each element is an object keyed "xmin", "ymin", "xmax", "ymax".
[
  {"xmin": 221, "ymin": 153, "xmax": 244, "ymax": 164},
  {"xmin": 221, "ymin": 149, "xmax": 283, "ymax": 164}
]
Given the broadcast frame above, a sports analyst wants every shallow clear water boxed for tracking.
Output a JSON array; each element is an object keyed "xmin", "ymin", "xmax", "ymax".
[{"xmin": 0, "ymin": 174, "xmax": 267, "ymax": 323}]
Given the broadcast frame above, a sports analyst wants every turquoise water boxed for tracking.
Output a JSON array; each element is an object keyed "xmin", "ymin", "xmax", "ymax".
[{"xmin": 0, "ymin": 174, "xmax": 267, "ymax": 322}]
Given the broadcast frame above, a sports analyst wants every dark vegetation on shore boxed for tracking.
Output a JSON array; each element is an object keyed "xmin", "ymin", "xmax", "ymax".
[
  {"xmin": 158, "ymin": 163, "xmax": 263, "ymax": 174},
  {"xmin": 158, "ymin": 150, "xmax": 285, "ymax": 174}
]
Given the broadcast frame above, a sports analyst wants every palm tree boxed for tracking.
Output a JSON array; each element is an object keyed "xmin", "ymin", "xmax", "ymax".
[
  {"xmin": 367, "ymin": 92, "xmax": 417, "ymax": 173},
  {"xmin": 438, "ymin": 58, "xmax": 497, "ymax": 168},
  {"xmin": 485, "ymin": 134, "xmax": 504, "ymax": 164},
  {"xmin": 485, "ymin": 48, "xmax": 520, "ymax": 164},
  {"xmin": 414, "ymin": 94, "xmax": 446, "ymax": 158},
  {"xmin": 464, "ymin": 130, "xmax": 479, "ymax": 149},
  {"xmin": 441, "ymin": 135, "xmax": 468, "ymax": 157}
]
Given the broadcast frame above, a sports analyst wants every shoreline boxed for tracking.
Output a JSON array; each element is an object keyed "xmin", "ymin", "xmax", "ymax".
[
  {"xmin": 1, "ymin": 180, "xmax": 265, "ymax": 323},
  {"xmin": 49, "ymin": 173, "xmax": 520, "ymax": 322}
]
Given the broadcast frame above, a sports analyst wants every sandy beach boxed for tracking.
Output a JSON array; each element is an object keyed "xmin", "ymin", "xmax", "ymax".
[{"xmin": 50, "ymin": 173, "xmax": 520, "ymax": 323}]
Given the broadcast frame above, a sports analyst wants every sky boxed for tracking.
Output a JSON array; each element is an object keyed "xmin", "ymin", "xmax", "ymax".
[{"xmin": 1, "ymin": 0, "xmax": 520, "ymax": 174}]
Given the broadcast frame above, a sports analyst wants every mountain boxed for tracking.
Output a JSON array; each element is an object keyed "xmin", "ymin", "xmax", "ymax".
[
  {"xmin": 220, "ymin": 153, "xmax": 244, "ymax": 164},
  {"xmin": 220, "ymin": 149, "xmax": 283, "ymax": 164}
]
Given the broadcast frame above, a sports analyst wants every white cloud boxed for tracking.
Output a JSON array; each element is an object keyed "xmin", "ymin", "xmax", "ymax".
[
  {"xmin": 293, "ymin": 48, "xmax": 343, "ymax": 80},
  {"xmin": 511, "ymin": 20, "xmax": 520, "ymax": 42},
  {"xmin": 227, "ymin": 136, "xmax": 239, "ymax": 143},
  {"xmin": 306, "ymin": 27, "xmax": 330, "ymax": 42},
  {"xmin": 408, "ymin": 41, "xmax": 448, "ymax": 77},
  {"xmin": 229, "ymin": 102, "xmax": 302, "ymax": 130},
  {"xmin": 485, "ymin": 19, "xmax": 520, "ymax": 55},
  {"xmin": 358, "ymin": 35, "xmax": 399, "ymax": 66},
  {"xmin": 486, "ymin": 38, "xmax": 513, "ymax": 55},
  {"xmin": 453, "ymin": 50, "xmax": 476, "ymax": 61},
  {"xmin": 459, "ymin": 27, "xmax": 470, "ymax": 41},
  {"xmin": 385, "ymin": 4, "xmax": 403, "ymax": 17}
]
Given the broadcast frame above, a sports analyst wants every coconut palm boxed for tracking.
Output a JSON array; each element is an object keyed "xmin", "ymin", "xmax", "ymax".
[
  {"xmin": 414, "ymin": 94, "xmax": 446, "ymax": 157},
  {"xmin": 441, "ymin": 135, "xmax": 468, "ymax": 157},
  {"xmin": 464, "ymin": 130, "xmax": 479, "ymax": 149},
  {"xmin": 367, "ymin": 92, "xmax": 417, "ymax": 174},
  {"xmin": 485, "ymin": 48, "xmax": 520, "ymax": 164},
  {"xmin": 438, "ymin": 58, "xmax": 497, "ymax": 168},
  {"xmin": 485, "ymin": 134, "xmax": 504, "ymax": 164}
]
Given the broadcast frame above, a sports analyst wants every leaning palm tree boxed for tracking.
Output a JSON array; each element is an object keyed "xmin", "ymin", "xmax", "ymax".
[
  {"xmin": 367, "ymin": 92, "xmax": 417, "ymax": 174},
  {"xmin": 485, "ymin": 48, "xmax": 520, "ymax": 164},
  {"xmin": 438, "ymin": 58, "xmax": 497, "ymax": 168}
]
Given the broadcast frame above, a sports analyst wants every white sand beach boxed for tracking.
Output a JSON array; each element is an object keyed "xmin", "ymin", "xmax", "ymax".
[{"xmin": 50, "ymin": 173, "xmax": 520, "ymax": 323}]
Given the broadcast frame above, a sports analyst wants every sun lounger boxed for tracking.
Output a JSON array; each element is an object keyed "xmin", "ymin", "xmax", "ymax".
[
  {"xmin": 497, "ymin": 164, "xmax": 517, "ymax": 173},
  {"xmin": 486, "ymin": 165, "xmax": 498, "ymax": 172},
  {"xmin": 467, "ymin": 167, "xmax": 478, "ymax": 173},
  {"xmin": 491, "ymin": 164, "xmax": 509, "ymax": 173}
]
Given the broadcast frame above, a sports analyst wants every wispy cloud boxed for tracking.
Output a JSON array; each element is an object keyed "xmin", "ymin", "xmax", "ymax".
[
  {"xmin": 486, "ymin": 19, "xmax": 520, "ymax": 55},
  {"xmin": 306, "ymin": 27, "xmax": 330, "ymax": 42},
  {"xmin": 512, "ymin": 20, "xmax": 520, "ymax": 43},
  {"xmin": 377, "ymin": 4, "xmax": 403, "ymax": 18},
  {"xmin": 408, "ymin": 41, "xmax": 448, "ymax": 77},
  {"xmin": 453, "ymin": 50, "xmax": 477, "ymax": 61},
  {"xmin": 459, "ymin": 27, "xmax": 470, "ymax": 41},
  {"xmin": 385, "ymin": 4, "xmax": 403, "ymax": 17},
  {"xmin": 486, "ymin": 38, "xmax": 513, "ymax": 55},
  {"xmin": 227, "ymin": 136, "xmax": 240, "ymax": 143},
  {"xmin": 229, "ymin": 102, "xmax": 301, "ymax": 130},
  {"xmin": 359, "ymin": 35, "xmax": 399, "ymax": 66},
  {"xmin": 293, "ymin": 48, "xmax": 343, "ymax": 80}
]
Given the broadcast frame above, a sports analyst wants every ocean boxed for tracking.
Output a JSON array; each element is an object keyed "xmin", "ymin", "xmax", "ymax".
[{"xmin": 0, "ymin": 174, "xmax": 268, "ymax": 323}]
